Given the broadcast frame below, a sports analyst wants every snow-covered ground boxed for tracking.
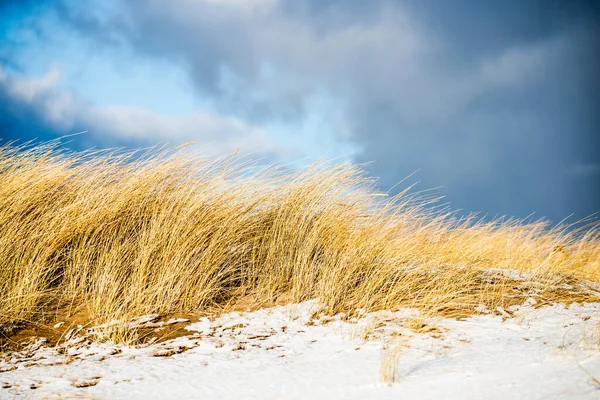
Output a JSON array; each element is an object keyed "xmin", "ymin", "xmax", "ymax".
[{"xmin": 1, "ymin": 300, "xmax": 599, "ymax": 399}]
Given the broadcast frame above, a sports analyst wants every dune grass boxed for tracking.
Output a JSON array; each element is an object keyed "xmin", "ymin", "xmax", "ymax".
[{"xmin": 0, "ymin": 141, "xmax": 599, "ymax": 341}]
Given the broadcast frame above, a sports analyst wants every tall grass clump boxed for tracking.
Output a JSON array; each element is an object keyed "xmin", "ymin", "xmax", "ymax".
[{"xmin": 0, "ymin": 141, "xmax": 599, "ymax": 339}]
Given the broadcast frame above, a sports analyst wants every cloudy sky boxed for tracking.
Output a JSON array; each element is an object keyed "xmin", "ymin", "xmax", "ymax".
[{"xmin": 1, "ymin": 0, "xmax": 598, "ymax": 223}]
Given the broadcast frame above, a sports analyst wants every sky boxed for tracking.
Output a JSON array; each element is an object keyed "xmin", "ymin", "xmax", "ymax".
[{"xmin": 0, "ymin": 0, "xmax": 598, "ymax": 223}]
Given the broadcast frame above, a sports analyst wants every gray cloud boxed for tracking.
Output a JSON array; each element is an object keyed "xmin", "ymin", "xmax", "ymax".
[
  {"xmin": 10, "ymin": 0, "xmax": 600, "ymax": 221},
  {"xmin": 567, "ymin": 164, "xmax": 600, "ymax": 176}
]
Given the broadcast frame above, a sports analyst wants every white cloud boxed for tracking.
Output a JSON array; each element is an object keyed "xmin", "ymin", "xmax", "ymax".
[
  {"xmin": 1, "ymin": 64, "xmax": 62, "ymax": 102},
  {"xmin": 0, "ymin": 66, "xmax": 274, "ymax": 155},
  {"xmin": 199, "ymin": 0, "xmax": 276, "ymax": 7}
]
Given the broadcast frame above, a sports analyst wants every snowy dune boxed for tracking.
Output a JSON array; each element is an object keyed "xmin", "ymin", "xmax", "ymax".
[{"xmin": 1, "ymin": 300, "xmax": 599, "ymax": 399}]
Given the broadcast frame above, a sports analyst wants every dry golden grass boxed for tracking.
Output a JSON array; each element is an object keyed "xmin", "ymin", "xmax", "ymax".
[
  {"xmin": 380, "ymin": 341, "xmax": 407, "ymax": 385},
  {"xmin": 0, "ymin": 141, "xmax": 599, "ymax": 342}
]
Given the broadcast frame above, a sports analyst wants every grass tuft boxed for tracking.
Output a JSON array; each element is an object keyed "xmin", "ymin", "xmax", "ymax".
[{"xmin": 0, "ymin": 141, "xmax": 599, "ymax": 342}]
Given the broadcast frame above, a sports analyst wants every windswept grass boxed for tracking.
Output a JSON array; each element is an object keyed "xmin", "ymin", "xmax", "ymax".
[{"xmin": 0, "ymin": 141, "xmax": 599, "ymax": 341}]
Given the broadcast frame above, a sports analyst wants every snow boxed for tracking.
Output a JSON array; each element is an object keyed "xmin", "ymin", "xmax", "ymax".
[{"xmin": 1, "ymin": 300, "xmax": 599, "ymax": 399}]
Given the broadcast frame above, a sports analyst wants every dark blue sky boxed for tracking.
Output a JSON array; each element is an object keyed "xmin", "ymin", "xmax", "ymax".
[{"xmin": 1, "ymin": 0, "xmax": 598, "ymax": 223}]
